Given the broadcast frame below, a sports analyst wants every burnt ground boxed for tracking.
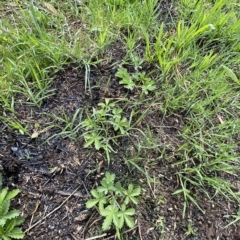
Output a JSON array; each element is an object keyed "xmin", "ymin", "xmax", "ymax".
[{"xmin": 1, "ymin": 1, "xmax": 240, "ymax": 240}]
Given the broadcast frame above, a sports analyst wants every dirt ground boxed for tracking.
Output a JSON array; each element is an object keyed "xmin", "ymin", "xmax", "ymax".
[
  {"xmin": 1, "ymin": 58, "xmax": 239, "ymax": 239},
  {"xmin": 1, "ymin": 1, "xmax": 240, "ymax": 240}
]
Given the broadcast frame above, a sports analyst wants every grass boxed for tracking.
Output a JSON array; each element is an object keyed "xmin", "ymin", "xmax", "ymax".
[{"xmin": 0, "ymin": 0, "xmax": 240, "ymax": 238}]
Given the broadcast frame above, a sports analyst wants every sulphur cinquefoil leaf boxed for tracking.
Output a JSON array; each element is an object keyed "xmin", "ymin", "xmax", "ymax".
[
  {"xmin": 5, "ymin": 189, "xmax": 20, "ymax": 201},
  {"xmin": 0, "ymin": 188, "xmax": 8, "ymax": 205},
  {"xmin": 3, "ymin": 209, "xmax": 20, "ymax": 221},
  {"xmin": 86, "ymin": 199, "xmax": 99, "ymax": 209},
  {"xmin": 1, "ymin": 200, "xmax": 10, "ymax": 216},
  {"xmin": 14, "ymin": 217, "xmax": 25, "ymax": 226},
  {"xmin": 124, "ymin": 215, "xmax": 134, "ymax": 229},
  {"xmin": 102, "ymin": 214, "xmax": 112, "ymax": 231},
  {"xmin": 5, "ymin": 219, "xmax": 16, "ymax": 232},
  {"xmin": 0, "ymin": 218, "xmax": 7, "ymax": 227},
  {"xmin": 6, "ymin": 227, "xmax": 25, "ymax": 239}
]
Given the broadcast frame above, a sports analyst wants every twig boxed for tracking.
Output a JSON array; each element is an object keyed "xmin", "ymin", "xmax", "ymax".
[
  {"xmin": 138, "ymin": 218, "xmax": 143, "ymax": 240},
  {"xmin": 24, "ymin": 185, "xmax": 81, "ymax": 233},
  {"xmin": 28, "ymin": 200, "xmax": 40, "ymax": 229},
  {"xmin": 85, "ymin": 233, "xmax": 107, "ymax": 240}
]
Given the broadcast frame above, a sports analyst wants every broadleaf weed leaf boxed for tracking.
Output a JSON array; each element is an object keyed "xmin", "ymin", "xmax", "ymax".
[
  {"xmin": 83, "ymin": 132, "xmax": 102, "ymax": 150},
  {"xmin": 123, "ymin": 214, "xmax": 135, "ymax": 228},
  {"xmin": 86, "ymin": 199, "xmax": 100, "ymax": 208},
  {"xmin": 105, "ymin": 172, "xmax": 116, "ymax": 183},
  {"xmin": 123, "ymin": 184, "xmax": 141, "ymax": 205},
  {"xmin": 86, "ymin": 190, "xmax": 107, "ymax": 209},
  {"xmin": 115, "ymin": 182, "xmax": 125, "ymax": 195},
  {"xmin": 118, "ymin": 205, "xmax": 135, "ymax": 229},
  {"xmin": 101, "ymin": 204, "xmax": 119, "ymax": 230}
]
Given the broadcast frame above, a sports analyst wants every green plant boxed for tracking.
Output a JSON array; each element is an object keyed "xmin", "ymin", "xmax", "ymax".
[
  {"xmin": 86, "ymin": 172, "xmax": 141, "ymax": 239},
  {"xmin": 224, "ymin": 208, "xmax": 240, "ymax": 228},
  {"xmin": 81, "ymin": 98, "xmax": 130, "ymax": 163},
  {"xmin": 0, "ymin": 174, "xmax": 25, "ymax": 240},
  {"xmin": 115, "ymin": 68, "xmax": 156, "ymax": 94},
  {"xmin": 185, "ymin": 222, "xmax": 198, "ymax": 236}
]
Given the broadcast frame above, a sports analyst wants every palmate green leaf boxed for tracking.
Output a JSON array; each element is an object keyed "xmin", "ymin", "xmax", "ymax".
[
  {"xmin": 115, "ymin": 182, "xmax": 125, "ymax": 195},
  {"xmin": 118, "ymin": 204, "xmax": 135, "ymax": 228},
  {"xmin": 86, "ymin": 190, "xmax": 108, "ymax": 209},
  {"xmin": 90, "ymin": 189, "xmax": 100, "ymax": 199},
  {"xmin": 5, "ymin": 189, "xmax": 20, "ymax": 201},
  {"xmin": 101, "ymin": 204, "xmax": 119, "ymax": 231},
  {"xmin": 105, "ymin": 172, "xmax": 115, "ymax": 183},
  {"xmin": 123, "ymin": 185, "xmax": 141, "ymax": 204},
  {"xmin": 6, "ymin": 227, "xmax": 25, "ymax": 239},
  {"xmin": 117, "ymin": 205, "xmax": 135, "ymax": 229}
]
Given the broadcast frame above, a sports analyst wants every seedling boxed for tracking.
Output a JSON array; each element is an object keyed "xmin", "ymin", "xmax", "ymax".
[
  {"xmin": 115, "ymin": 68, "xmax": 156, "ymax": 95},
  {"xmin": 224, "ymin": 208, "xmax": 240, "ymax": 228},
  {"xmin": 86, "ymin": 172, "xmax": 141, "ymax": 239},
  {"xmin": 81, "ymin": 99, "xmax": 130, "ymax": 163},
  {"xmin": 0, "ymin": 174, "xmax": 25, "ymax": 239}
]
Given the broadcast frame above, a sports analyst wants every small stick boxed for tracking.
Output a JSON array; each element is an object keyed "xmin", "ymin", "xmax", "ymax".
[
  {"xmin": 28, "ymin": 200, "xmax": 40, "ymax": 229},
  {"xmin": 24, "ymin": 185, "xmax": 81, "ymax": 233},
  {"xmin": 85, "ymin": 233, "xmax": 107, "ymax": 240}
]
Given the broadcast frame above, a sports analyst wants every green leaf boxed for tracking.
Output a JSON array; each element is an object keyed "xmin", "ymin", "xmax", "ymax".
[
  {"xmin": 115, "ymin": 182, "xmax": 125, "ymax": 195},
  {"xmin": 1, "ymin": 200, "xmax": 10, "ymax": 216},
  {"xmin": 5, "ymin": 189, "xmax": 20, "ymax": 201},
  {"xmin": 3, "ymin": 210, "xmax": 20, "ymax": 221},
  {"xmin": 130, "ymin": 187, "xmax": 141, "ymax": 196},
  {"xmin": 90, "ymin": 189, "xmax": 100, "ymax": 198},
  {"xmin": 118, "ymin": 214, "xmax": 124, "ymax": 229},
  {"xmin": 6, "ymin": 227, "xmax": 25, "ymax": 239},
  {"xmin": 105, "ymin": 172, "xmax": 115, "ymax": 183},
  {"xmin": 86, "ymin": 199, "xmax": 99, "ymax": 209},
  {"xmin": 101, "ymin": 204, "xmax": 119, "ymax": 231},
  {"xmin": 14, "ymin": 217, "xmax": 25, "ymax": 226},
  {"xmin": 123, "ymin": 208, "xmax": 135, "ymax": 216},
  {"xmin": 2, "ymin": 235, "xmax": 11, "ymax": 240},
  {"xmin": 5, "ymin": 219, "xmax": 16, "ymax": 232},
  {"xmin": 124, "ymin": 215, "xmax": 135, "ymax": 228},
  {"xmin": 94, "ymin": 138, "xmax": 101, "ymax": 150},
  {"xmin": 0, "ymin": 218, "xmax": 7, "ymax": 227},
  {"xmin": 83, "ymin": 138, "xmax": 95, "ymax": 148},
  {"xmin": 102, "ymin": 214, "xmax": 112, "ymax": 231},
  {"xmin": 117, "ymin": 205, "xmax": 135, "ymax": 230},
  {"xmin": 0, "ymin": 188, "xmax": 8, "ymax": 205}
]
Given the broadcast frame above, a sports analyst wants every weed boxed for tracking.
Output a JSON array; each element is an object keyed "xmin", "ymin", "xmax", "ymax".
[
  {"xmin": 115, "ymin": 67, "xmax": 156, "ymax": 95},
  {"xmin": 81, "ymin": 98, "xmax": 131, "ymax": 163},
  {"xmin": 0, "ymin": 174, "xmax": 25, "ymax": 240},
  {"xmin": 224, "ymin": 208, "xmax": 240, "ymax": 228},
  {"xmin": 86, "ymin": 172, "xmax": 141, "ymax": 239}
]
